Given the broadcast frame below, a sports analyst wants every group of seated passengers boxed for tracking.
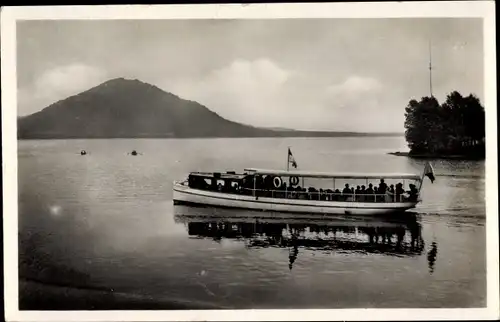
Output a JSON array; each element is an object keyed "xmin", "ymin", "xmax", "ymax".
[
  {"xmin": 191, "ymin": 175, "xmax": 419, "ymax": 203},
  {"xmin": 246, "ymin": 177, "xmax": 419, "ymax": 203}
]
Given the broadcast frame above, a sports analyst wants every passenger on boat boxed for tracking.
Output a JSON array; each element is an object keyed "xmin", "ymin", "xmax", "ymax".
[
  {"xmin": 378, "ymin": 179, "xmax": 388, "ymax": 194},
  {"xmin": 282, "ymin": 182, "xmax": 287, "ymax": 190},
  {"xmin": 325, "ymin": 189, "xmax": 333, "ymax": 201},
  {"xmin": 333, "ymin": 189, "xmax": 341, "ymax": 201},
  {"xmin": 395, "ymin": 183, "xmax": 405, "ymax": 202},
  {"xmin": 257, "ymin": 175, "xmax": 265, "ymax": 189},
  {"xmin": 359, "ymin": 185, "xmax": 366, "ymax": 202},
  {"xmin": 300, "ymin": 187, "xmax": 308, "ymax": 200},
  {"xmin": 355, "ymin": 186, "xmax": 361, "ymax": 201},
  {"xmin": 366, "ymin": 183, "xmax": 375, "ymax": 202},
  {"xmin": 407, "ymin": 184, "xmax": 419, "ymax": 202},
  {"xmin": 378, "ymin": 179, "xmax": 388, "ymax": 202},
  {"xmin": 308, "ymin": 187, "xmax": 319, "ymax": 200},
  {"xmin": 342, "ymin": 184, "xmax": 351, "ymax": 201},
  {"xmin": 374, "ymin": 186, "xmax": 380, "ymax": 202},
  {"xmin": 388, "ymin": 184, "xmax": 395, "ymax": 201},
  {"xmin": 263, "ymin": 175, "xmax": 273, "ymax": 191}
]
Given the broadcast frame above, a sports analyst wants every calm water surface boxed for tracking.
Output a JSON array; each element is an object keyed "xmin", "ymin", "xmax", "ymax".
[{"xmin": 18, "ymin": 137, "xmax": 486, "ymax": 309}]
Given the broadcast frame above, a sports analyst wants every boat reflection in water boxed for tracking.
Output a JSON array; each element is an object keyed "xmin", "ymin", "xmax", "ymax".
[{"xmin": 174, "ymin": 206, "xmax": 431, "ymax": 271}]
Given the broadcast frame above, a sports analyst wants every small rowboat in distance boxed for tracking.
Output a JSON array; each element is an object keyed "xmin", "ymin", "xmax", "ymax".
[{"xmin": 173, "ymin": 161, "xmax": 436, "ymax": 216}]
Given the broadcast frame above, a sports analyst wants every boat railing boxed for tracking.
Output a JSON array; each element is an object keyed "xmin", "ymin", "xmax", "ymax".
[{"xmin": 240, "ymin": 188, "xmax": 417, "ymax": 203}]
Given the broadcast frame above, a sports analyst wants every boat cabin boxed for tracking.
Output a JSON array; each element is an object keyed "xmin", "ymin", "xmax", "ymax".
[{"xmin": 186, "ymin": 168, "xmax": 423, "ymax": 203}]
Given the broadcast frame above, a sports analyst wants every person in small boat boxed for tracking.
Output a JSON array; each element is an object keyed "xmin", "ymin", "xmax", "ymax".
[
  {"xmin": 342, "ymin": 184, "xmax": 351, "ymax": 201},
  {"xmin": 366, "ymin": 183, "xmax": 374, "ymax": 202},
  {"xmin": 80, "ymin": 150, "xmax": 87, "ymax": 155}
]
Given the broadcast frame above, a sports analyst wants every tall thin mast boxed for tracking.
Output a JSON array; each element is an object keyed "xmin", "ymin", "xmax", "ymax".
[{"xmin": 428, "ymin": 40, "xmax": 433, "ymax": 97}]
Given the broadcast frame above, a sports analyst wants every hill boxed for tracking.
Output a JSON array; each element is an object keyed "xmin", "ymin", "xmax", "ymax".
[{"xmin": 18, "ymin": 78, "xmax": 402, "ymax": 139}]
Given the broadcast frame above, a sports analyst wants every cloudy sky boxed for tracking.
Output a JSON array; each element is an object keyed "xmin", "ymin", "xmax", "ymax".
[{"xmin": 17, "ymin": 18, "xmax": 483, "ymax": 132}]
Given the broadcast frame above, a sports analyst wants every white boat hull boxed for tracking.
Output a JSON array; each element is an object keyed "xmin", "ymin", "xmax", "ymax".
[{"xmin": 173, "ymin": 182, "xmax": 417, "ymax": 216}]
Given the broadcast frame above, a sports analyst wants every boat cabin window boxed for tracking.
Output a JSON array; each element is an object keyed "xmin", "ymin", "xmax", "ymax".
[{"xmin": 188, "ymin": 175, "xmax": 213, "ymax": 189}]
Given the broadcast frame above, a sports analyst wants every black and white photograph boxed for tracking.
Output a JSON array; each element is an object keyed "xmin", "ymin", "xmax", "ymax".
[{"xmin": 1, "ymin": 2, "xmax": 498, "ymax": 321}]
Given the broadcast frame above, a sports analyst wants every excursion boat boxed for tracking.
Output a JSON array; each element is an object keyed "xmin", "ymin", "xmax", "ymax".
[{"xmin": 173, "ymin": 149, "xmax": 436, "ymax": 216}]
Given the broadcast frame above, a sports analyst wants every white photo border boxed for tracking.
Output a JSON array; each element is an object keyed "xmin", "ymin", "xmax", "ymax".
[{"xmin": 2, "ymin": 1, "xmax": 498, "ymax": 321}]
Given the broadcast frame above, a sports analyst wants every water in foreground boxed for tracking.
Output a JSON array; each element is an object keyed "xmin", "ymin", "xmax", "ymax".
[{"xmin": 18, "ymin": 137, "xmax": 486, "ymax": 309}]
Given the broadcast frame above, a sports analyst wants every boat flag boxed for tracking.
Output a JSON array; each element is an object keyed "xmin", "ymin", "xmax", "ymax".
[
  {"xmin": 424, "ymin": 161, "xmax": 435, "ymax": 183},
  {"xmin": 288, "ymin": 148, "xmax": 298, "ymax": 169}
]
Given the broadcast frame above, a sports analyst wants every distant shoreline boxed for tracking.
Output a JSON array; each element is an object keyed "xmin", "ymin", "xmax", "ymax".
[{"xmin": 388, "ymin": 151, "xmax": 485, "ymax": 161}]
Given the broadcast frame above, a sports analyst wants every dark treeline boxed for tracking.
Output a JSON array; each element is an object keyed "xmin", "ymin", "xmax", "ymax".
[{"xmin": 404, "ymin": 91, "xmax": 485, "ymax": 158}]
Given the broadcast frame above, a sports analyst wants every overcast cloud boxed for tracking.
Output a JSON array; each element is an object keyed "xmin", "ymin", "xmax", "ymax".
[{"xmin": 17, "ymin": 19, "xmax": 483, "ymax": 132}]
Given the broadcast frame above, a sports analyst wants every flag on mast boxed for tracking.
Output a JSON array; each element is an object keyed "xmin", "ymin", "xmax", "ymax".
[
  {"xmin": 288, "ymin": 148, "xmax": 297, "ymax": 169},
  {"xmin": 424, "ymin": 161, "xmax": 435, "ymax": 183}
]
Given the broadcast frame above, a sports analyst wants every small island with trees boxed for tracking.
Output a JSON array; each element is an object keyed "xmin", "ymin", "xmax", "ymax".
[{"xmin": 390, "ymin": 91, "xmax": 485, "ymax": 160}]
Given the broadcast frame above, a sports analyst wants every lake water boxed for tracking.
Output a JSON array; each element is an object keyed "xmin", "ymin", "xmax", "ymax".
[{"xmin": 17, "ymin": 137, "xmax": 486, "ymax": 309}]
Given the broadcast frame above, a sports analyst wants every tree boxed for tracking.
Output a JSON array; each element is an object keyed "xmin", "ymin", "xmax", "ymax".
[{"xmin": 404, "ymin": 91, "xmax": 485, "ymax": 158}]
